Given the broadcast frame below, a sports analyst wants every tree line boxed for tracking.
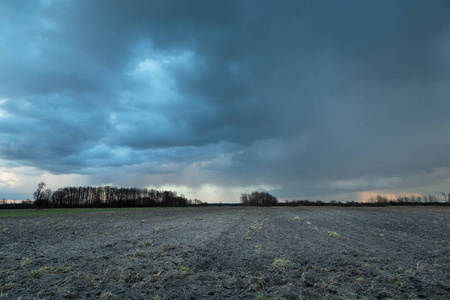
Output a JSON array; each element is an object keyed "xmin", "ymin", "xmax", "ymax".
[
  {"xmin": 19, "ymin": 183, "xmax": 450, "ymax": 209},
  {"xmin": 367, "ymin": 194, "xmax": 440, "ymax": 204},
  {"xmin": 281, "ymin": 195, "xmax": 445, "ymax": 206},
  {"xmin": 238, "ymin": 191, "xmax": 446, "ymax": 207},
  {"xmin": 240, "ymin": 191, "xmax": 278, "ymax": 206},
  {"xmin": 33, "ymin": 182, "xmax": 205, "ymax": 208}
]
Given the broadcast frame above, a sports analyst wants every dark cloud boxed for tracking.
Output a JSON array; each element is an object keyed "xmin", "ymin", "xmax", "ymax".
[{"xmin": 1, "ymin": 0, "xmax": 450, "ymax": 200}]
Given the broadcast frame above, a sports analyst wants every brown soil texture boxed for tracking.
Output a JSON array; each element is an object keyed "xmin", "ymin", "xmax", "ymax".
[{"xmin": 1, "ymin": 206, "xmax": 449, "ymax": 299}]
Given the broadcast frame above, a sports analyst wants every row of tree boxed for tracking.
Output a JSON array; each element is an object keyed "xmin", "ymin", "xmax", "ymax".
[
  {"xmin": 33, "ymin": 182, "xmax": 205, "ymax": 208},
  {"xmin": 281, "ymin": 195, "xmax": 446, "ymax": 206},
  {"xmin": 239, "ymin": 191, "xmax": 448, "ymax": 207},
  {"xmin": 367, "ymin": 194, "xmax": 440, "ymax": 204},
  {"xmin": 240, "ymin": 191, "xmax": 278, "ymax": 206},
  {"xmin": 28, "ymin": 183, "xmax": 449, "ymax": 209}
]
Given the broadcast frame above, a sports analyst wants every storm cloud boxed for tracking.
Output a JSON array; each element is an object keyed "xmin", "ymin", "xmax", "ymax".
[{"xmin": 1, "ymin": 0, "xmax": 450, "ymax": 201}]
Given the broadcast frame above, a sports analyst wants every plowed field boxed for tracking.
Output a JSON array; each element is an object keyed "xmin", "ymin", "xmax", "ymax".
[{"xmin": 1, "ymin": 206, "xmax": 449, "ymax": 299}]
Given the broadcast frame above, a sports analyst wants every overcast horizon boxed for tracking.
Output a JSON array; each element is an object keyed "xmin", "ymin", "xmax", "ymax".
[{"xmin": 1, "ymin": 0, "xmax": 450, "ymax": 203}]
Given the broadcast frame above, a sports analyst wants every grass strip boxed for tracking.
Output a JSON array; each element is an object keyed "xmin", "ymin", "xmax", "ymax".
[{"xmin": 0, "ymin": 207, "xmax": 175, "ymax": 218}]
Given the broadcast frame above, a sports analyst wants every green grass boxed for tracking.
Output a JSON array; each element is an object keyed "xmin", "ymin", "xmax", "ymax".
[
  {"xmin": 117, "ymin": 273, "xmax": 129, "ymax": 284},
  {"xmin": 395, "ymin": 273, "xmax": 404, "ymax": 289},
  {"xmin": 179, "ymin": 265, "xmax": 193, "ymax": 274},
  {"xmin": 1, "ymin": 225, "xmax": 11, "ymax": 232},
  {"xmin": 253, "ymin": 292, "xmax": 268, "ymax": 300},
  {"xmin": 0, "ymin": 207, "xmax": 174, "ymax": 218},
  {"xmin": 271, "ymin": 258, "xmax": 293, "ymax": 270},
  {"xmin": 328, "ymin": 231, "xmax": 341, "ymax": 238},
  {"xmin": 135, "ymin": 249, "xmax": 146, "ymax": 257},
  {"xmin": 140, "ymin": 240, "xmax": 152, "ymax": 247},
  {"xmin": 1, "ymin": 282, "xmax": 21, "ymax": 291},
  {"xmin": 27, "ymin": 265, "xmax": 73, "ymax": 279},
  {"xmin": 21, "ymin": 258, "xmax": 31, "ymax": 267},
  {"xmin": 28, "ymin": 266, "xmax": 52, "ymax": 279}
]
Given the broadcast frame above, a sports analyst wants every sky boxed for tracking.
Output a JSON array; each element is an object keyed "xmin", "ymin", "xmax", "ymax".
[{"xmin": 1, "ymin": 0, "xmax": 450, "ymax": 203}]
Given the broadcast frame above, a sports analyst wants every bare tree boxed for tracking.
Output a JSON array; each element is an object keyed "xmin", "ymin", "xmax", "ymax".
[{"xmin": 33, "ymin": 182, "xmax": 48, "ymax": 208}]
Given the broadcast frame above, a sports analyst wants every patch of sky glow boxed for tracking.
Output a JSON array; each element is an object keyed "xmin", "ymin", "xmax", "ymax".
[
  {"xmin": 108, "ymin": 113, "xmax": 117, "ymax": 125},
  {"xmin": 0, "ymin": 160, "xmax": 88, "ymax": 199},
  {"xmin": 358, "ymin": 191, "xmax": 397, "ymax": 203},
  {"xmin": 0, "ymin": 171, "xmax": 19, "ymax": 188},
  {"xmin": 39, "ymin": 172, "xmax": 88, "ymax": 190},
  {"xmin": 128, "ymin": 50, "xmax": 194, "ymax": 103},
  {"xmin": 0, "ymin": 109, "xmax": 8, "ymax": 118},
  {"xmin": 110, "ymin": 146, "xmax": 134, "ymax": 163},
  {"xmin": 357, "ymin": 191, "xmax": 428, "ymax": 203},
  {"xmin": 0, "ymin": 98, "xmax": 9, "ymax": 118},
  {"xmin": 134, "ymin": 58, "xmax": 176, "ymax": 98},
  {"xmin": 115, "ymin": 49, "xmax": 195, "ymax": 135},
  {"xmin": 0, "ymin": 162, "xmax": 44, "ymax": 190}
]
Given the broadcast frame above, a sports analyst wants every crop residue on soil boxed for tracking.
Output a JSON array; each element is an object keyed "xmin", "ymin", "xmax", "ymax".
[{"xmin": 1, "ymin": 206, "xmax": 449, "ymax": 299}]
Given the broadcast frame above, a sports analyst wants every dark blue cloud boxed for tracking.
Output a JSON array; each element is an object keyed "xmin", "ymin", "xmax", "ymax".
[{"xmin": 1, "ymin": 0, "xmax": 450, "ymax": 199}]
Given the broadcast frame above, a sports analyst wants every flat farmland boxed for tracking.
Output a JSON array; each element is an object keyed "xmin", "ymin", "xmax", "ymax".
[{"xmin": 1, "ymin": 206, "xmax": 449, "ymax": 299}]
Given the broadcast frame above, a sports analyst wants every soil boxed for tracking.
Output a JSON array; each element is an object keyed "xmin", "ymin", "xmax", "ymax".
[{"xmin": 1, "ymin": 206, "xmax": 449, "ymax": 299}]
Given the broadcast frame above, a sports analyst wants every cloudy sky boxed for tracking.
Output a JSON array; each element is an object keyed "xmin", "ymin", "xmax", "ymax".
[{"xmin": 1, "ymin": 0, "xmax": 450, "ymax": 202}]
